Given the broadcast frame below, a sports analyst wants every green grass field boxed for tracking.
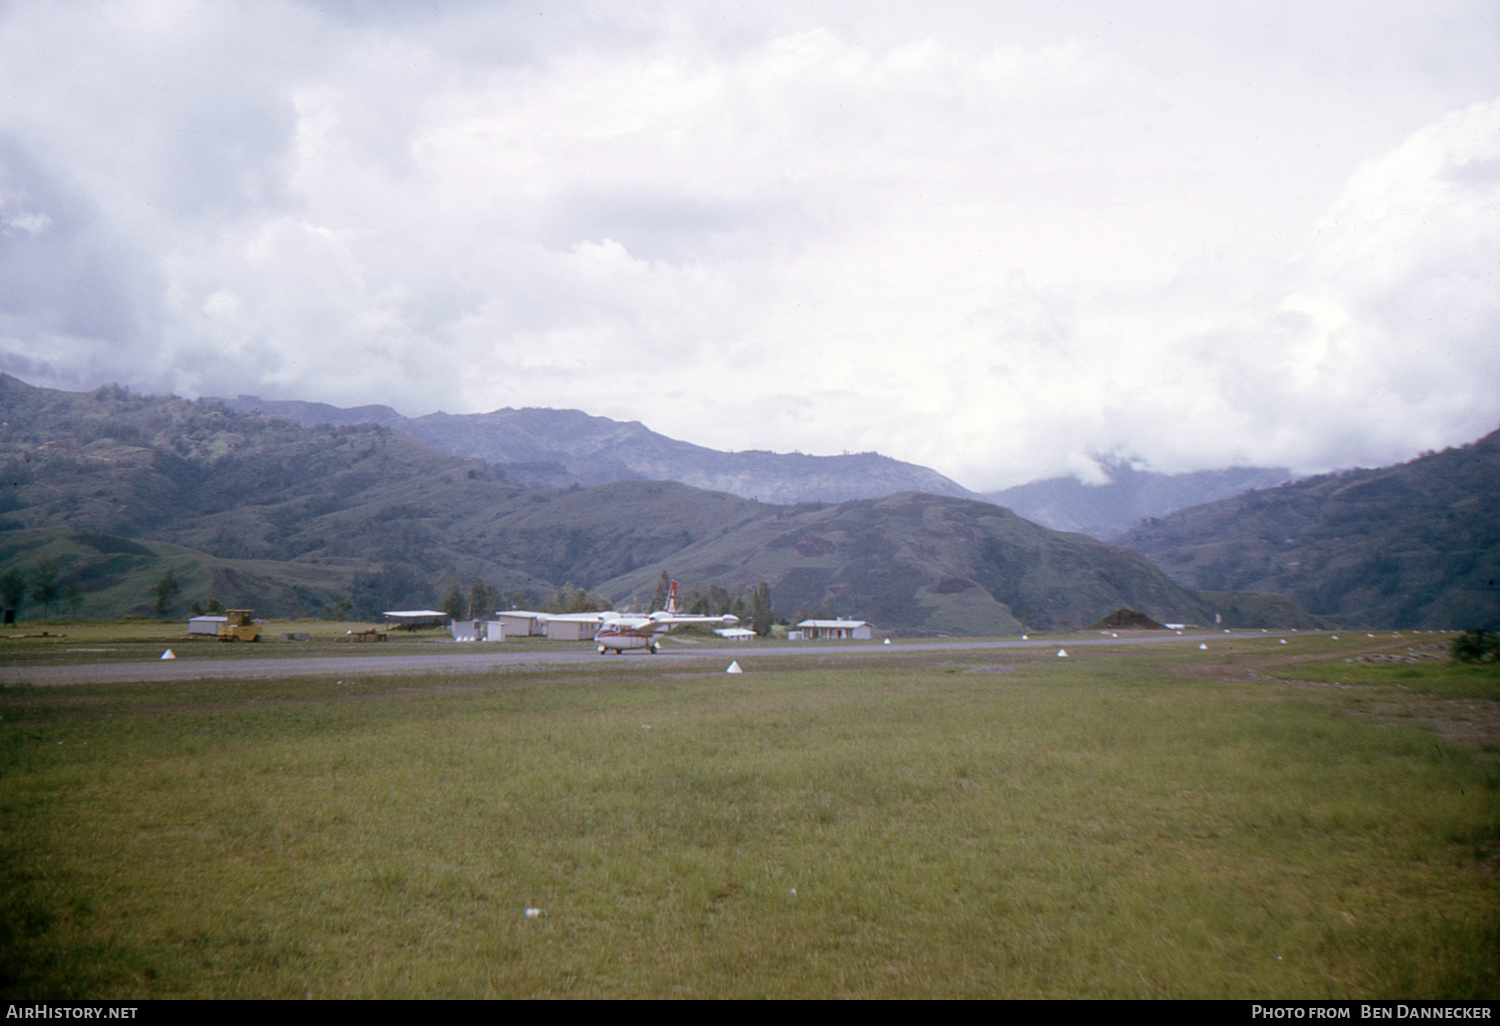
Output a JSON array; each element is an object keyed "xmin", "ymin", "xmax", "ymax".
[{"xmin": 1, "ymin": 634, "xmax": 1495, "ymax": 998}]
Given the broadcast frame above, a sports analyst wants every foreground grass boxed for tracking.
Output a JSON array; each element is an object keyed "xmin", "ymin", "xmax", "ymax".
[{"xmin": 1, "ymin": 643, "xmax": 1495, "ymax": 998}]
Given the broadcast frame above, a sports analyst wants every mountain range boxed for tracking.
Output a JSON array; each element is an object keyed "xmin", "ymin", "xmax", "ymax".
[
  {"xmin": 207, "ymin": 395, "xmax": 983, "ymax": 505},
  {"xmin": 1, "ymin": 375, "xmax": 1315, "ymax": 632},
  {"xmin": 210, "ymin": 394, "xmax": 1298, "ymax": 531},
  {"xmin": 4, "ymin": 374, "xmax": 1493, "ymax": 630}
]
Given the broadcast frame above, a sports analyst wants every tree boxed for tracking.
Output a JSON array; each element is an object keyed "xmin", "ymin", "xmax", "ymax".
[
  {"xmin": 1, "ymin": 567, "xmax": 25, "ymax": 619},
  {"xmin": 467, "ymin": 580, "xmax": 496, "ymax": 619},
  {"xmin": 707, "ymin": 584, "xmax": 730, "ymax": 617},
  {"xmin": 1452, "ymin": 628, "xmax": 1500, "ymax": 664},
  {"xmin": 153, "ymin": 568, "xmax": 180, "ymax": 617},
  {"xmin": 542, "ymin": 583, "xmax": 610, "ymax": 614},
  {"xmin": 650, "ymin": 570, "xmax": 671, "ymax": 613},
  {"xmin": 31, "ymin": 558, "xmax": 60, "ymax": 619},
  {"xmin": 751, "ymin": 581, "xmax": 774, "ymax": 637},
  {"xmin": 64, "ymin": 580, "xmax": 83, "ymax": 620},
  {"xmin": 442, "ymin": 584, "xmax": 467, "ymax": 620}
]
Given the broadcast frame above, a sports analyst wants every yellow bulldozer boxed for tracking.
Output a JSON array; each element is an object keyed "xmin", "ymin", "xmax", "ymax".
[{"xmin": 217, "ymin": 609, "xmax": 262, "ymax": 642}]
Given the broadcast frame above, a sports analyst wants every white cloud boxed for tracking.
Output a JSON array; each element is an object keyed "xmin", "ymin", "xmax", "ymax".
[{"xmin": 0, "ymin": 0, "xmax": 1496, "ymax": 489}]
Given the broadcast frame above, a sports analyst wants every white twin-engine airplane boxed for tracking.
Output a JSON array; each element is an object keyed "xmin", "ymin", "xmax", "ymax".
[{"xmin": 591, "ymin": 580, "xmax": 739, "ymax": 655}]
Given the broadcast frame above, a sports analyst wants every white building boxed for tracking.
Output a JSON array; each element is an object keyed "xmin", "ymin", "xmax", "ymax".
[
  {"xmin": 383, "ymin": 610, "xmax": 449, "ymax": 630},
  {"xmin": 715, "ymin": 627, "xmax": 757, "ymax": 642},
  {"xmin": 495, "ymin": 611, "xmax": 548, "ymax": 637},
  {"xmin": 543, "ymin": 612, "xmax": 610, "ymax": 641},
  {"xmin": 795, "ymin": 618, "xmax": 873, "ymax": 640},
  {"xmin": 450, "ymin": 619, "xmax": 506, "ymax": 642}
]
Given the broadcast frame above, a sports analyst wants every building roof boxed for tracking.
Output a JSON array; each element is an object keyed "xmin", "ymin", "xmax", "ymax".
[{"xmin": 797, "ymin": 619, "xmax": 871, "ymax": 628}]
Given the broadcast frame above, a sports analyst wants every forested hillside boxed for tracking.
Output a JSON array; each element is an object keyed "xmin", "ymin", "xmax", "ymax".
[{"xmin": 1115, "ymin": 431, "xmax": 1500, "ymax": 629}]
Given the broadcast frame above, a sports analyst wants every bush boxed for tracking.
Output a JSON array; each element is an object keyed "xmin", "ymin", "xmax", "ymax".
[{"xmin": 1450, "ymin": 628, "xmax": 1500, "ymax": 664}]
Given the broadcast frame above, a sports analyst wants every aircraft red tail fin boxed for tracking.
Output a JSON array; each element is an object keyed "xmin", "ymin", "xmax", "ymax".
[{"xmin": 666, "ymin": 580, "xmax": 679, "ymax": 615}]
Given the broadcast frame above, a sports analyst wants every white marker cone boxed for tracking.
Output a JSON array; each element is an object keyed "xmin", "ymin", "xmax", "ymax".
[
  {"xmin": 1279, "ymin": 639, "xmax": 1287, "ymax": 644},
  {"xmin": 1056, "ymin": 648, "xmax": 1067, "ymax": 657},
  {"xmin": 1199, "ymin": 643, "xmax": 1208, "ymax": 650},
  {"xmin": 883, "ymin": 638, "xmax": 891, "ymax": 645},
  {"xmin": 161, "ymin": 649, "xmax": 175, "ymax": 660},
  {"xmin": 726, "ymin": 661, "xmax": 742, "ymax": 674}
]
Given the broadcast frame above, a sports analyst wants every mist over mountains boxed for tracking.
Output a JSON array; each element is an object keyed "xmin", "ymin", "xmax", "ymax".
[{"xmin": 985, "ymin": 462, "xmax": 1296, "ymax": 540}]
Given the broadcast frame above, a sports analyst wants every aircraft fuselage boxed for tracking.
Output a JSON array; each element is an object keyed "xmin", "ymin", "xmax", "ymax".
[{"xmin": 594, "ymin": 623, "xmax": 665, "ymax": 654}]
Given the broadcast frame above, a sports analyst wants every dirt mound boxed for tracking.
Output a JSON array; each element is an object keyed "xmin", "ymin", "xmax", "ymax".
[{"xmin": 1089, "ymin": 608, "xmax": 1167, "ymax": 630}]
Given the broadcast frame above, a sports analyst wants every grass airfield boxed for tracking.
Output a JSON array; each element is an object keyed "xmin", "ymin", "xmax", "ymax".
[{"xmin": 1, "ymin": 628, "xmax": 1496, "ymax": 999}]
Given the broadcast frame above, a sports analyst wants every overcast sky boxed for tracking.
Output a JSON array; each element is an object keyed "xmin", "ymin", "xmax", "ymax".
[{"xmin": 1, "ymin": 1, "xmax": 1496, "ymax": 490}]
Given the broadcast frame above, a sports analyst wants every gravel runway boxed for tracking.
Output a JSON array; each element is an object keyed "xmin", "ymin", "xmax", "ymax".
[{"xmin": 0, "ymin": 631, "xmax": 1241, "ymax": 685}]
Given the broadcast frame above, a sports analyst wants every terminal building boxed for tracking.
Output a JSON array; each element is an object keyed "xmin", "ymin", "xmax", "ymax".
[{"xmin": 791, "ymin": 618, "xmax": 873, "ymax": 640}]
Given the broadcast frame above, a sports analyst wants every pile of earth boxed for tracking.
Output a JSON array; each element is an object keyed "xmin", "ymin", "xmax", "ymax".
[{"xmin": 1089, "ymin": 609, "xmax": 1168, "ymax": 630}]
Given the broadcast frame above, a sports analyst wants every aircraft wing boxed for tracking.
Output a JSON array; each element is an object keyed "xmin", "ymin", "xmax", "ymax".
[{"xmin": 650, "ymin": 612, "xmax": 740, "ymax": 627}]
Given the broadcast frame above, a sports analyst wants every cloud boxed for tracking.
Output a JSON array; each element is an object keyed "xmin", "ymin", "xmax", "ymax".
[{"xmin": 0, "ymin": 0, "xmax": 1496, "ymax": 490}]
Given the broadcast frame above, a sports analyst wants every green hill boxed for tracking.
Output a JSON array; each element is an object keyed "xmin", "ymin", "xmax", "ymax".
[
  {"xmin": 1115, "ymin": 430, "xmax": 1500, "ymax": 629},
  {"xmin": 595, "ymin": 491, "xmax": 1307, "ymax": 634}
]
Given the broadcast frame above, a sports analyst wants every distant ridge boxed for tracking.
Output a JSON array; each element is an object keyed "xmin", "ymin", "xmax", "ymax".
[
  {"xmin": 985, "ymin": 460, "xmax": 1294, "ymax": 539},
  {"xmin": 1115, "ymin": 431, "xmax": 1500, "ymax": 629},
  {"xmin": 210, "ymin": 395, "xmax": 985, "ymax": 506},
  {"xmin": 208, "ymin": 395, "xmax": 405, "ymax": 429}
]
